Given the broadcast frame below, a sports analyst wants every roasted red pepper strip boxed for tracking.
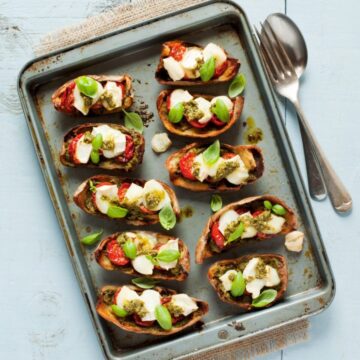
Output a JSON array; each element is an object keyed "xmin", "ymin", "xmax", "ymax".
[
  {"xmin": 68, "ymin": 133, "xmax": 84, "ymax": 164},
  {"xmin": 169, "ymin": 43, "xmax": 186, "ymax": 61},
  {"xmin": 210, "ymin": 114, "xmax": 226, "ymax": 127},
  {"xmin": 172, "ymin": 314, "xmax": 185, "ymax": 325},
  {"xmin": 222, "ymin": 152, "xmax": 236, "ymax": 160},
  {"xmin": 214, "ymin": 60, "xmax": 229, "ymax": 78},
  {"xmin": 179, "ymin": 152, "xmax": 197, "ymax": 181},
  {"xmin": 211, "ymin": 221, "xmax": 225, "ymax": 250},
  {"xmin": 117, "ymin": 182, "xmax": 131, "ymax": 202},
  {"xmin": 188, "ymin": 120, "xmax": 208, "ymax": 129},
  {"xmin": 60, "ymin": 81, "xmax": 76, "ymax": 113},
  {"xmin": 116, "ymin": 135, "xmax": 134, "ymax": 163},
  {"xmin": 133, "ymin": 314, "xmax": 155, "ymax": 327},
  {"xmin": 106, "ymin": 239, "xmax": 130, "ymax": 266}
]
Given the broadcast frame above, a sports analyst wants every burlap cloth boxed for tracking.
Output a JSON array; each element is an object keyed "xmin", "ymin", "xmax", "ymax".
[{"xmin": 35, "ymin": 0, "xmax": 310, "ymax": 358}]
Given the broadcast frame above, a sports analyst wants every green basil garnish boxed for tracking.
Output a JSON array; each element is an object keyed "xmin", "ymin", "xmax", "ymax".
[
  {"xmin": 252, "ymin": 289, "xmax": 278, "ymax": 308},
  {"xmin": 264, "ymin": 200, "xmax": 273, "ymax": 210},
  {"xmin": 199, "ymin": 56, "xmax": 215, "ymax": 82},
  {"xmin": 168, "ymin": 102, "xmax": 184, "ymax": 123},
  {"xmin": 159, "ymin": 205, "xmax": 176, "ymax": 230},
  {"xmin": 230, "ymin": 271, "xmax": 246, "ymax": 297},
  {"xmin": 107, "ymin": 205, "xmax": 128, "ymax": 218},
  {"xmin": 131, "ymin": 277, "xmax": 159, "ymax": 289},
  {"xmin": 155, "ymin": 305, "xmax": 172, "ymax": 330},
  {"xmin": 157, "ymin": 249, "xmax": 180, "ymax": 263},
  {"xmin": 272, "ymin": 204, "xmax": 286, "ymax": 216},
  {"xmin": 90, "ymin": 149, "xmax": 100, "ymax": 164},
  {"xmin": 228, "ymin": 73, "xmax": 246, "ymax": 98},
  {"xmin": 122, "ymin": 240, "xmax": 137, "ymax": 260},
  {"xmin": 80, "ymin": 229, "xmax": 103, "ymax": 246},
  {"xmin": 210, "ymin": 194, "xmax": 222, "ymax": 212},
  {"xmin": 211, "ymin": 99, "xmax": 230, "ymax": 123},
  {"xmin": 203, "ymin": 140, "xmax": 220, "ymax": 166},
  {"xmin": 111, "ymin": 304, "xmax": 128, "ymax": 318},
  {"xmin": 89, "ymin": 179, "xmax": 97, "ymax": 193},
  {"xmin": 75, "ymin": 76, "xmax": 98, "ymax": 98},
  {"xmin": 227, "ymin": 222, "xmax": 245, "ymax": 243},
  {"xmin": 123, "ymin": 110, "xmax": 144, "ymax": 134},
  {"xmin": 92, "ymin": 133, "xmax": 103, "ymax": 150}
]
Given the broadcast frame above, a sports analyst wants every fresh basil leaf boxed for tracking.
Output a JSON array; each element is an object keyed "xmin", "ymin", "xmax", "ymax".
[
  {"xmin": 227, "ymin": 222, "xmax": 245, "ymax": 243},
  {"xmin": 159, "ymin": 205, "xmax": 176, "ymax": 230},
  {"xmin": 155, "ymin": 305, "xmax": 172, "ymax": 330},
  {"xmin": 264, "ymin": 200, "xmax": 273, "ymax": 210},
  {"xmin": 111, "ymin": 304, "xmax": 128, "ymax": 318},
  {"xmin": 199, "ymin": 56, "xmax": 215, "ymax": 82},
  {"xmin": 80, "ymin": 229, "xmax": 103, "ymax": 246},
  {"xmin": 132, "ymin": 277, "xmax": 159, "ymax": 289},
  {"xmin": 146, "ymin": 254, "xmax": 158, "ymax": 265},
  {"xmin": 92, "ymin": 133, "xmax": 103, "ymax": 150},
  {"xmin": 252, "ymin": 289, "xmax": 278, "ymax": 308},
  {"xmin": 90, "ymin": 149, "xmax": 100, "ymax": 164},
  {"xmin": 230, "ymin": 271, "xmax": 246, "ymax": 297},
  {"xmin": 123, "ymin": 110, "xmax": 144, "ymax": 134},
  {"xmin": 156, "ymin": 249, "xmax": 180, "ymax": 263},
  {"xmin": 272, "ymin": 204, "xmax": 286, "ymax": 216},
  {"xmin": 228, "ymin": 73, "xmax": 246, "ymax": 98},
  {"xmin": 210, "ymin": 194, "xmax": 222, "ymax": 212},
  {"xmin": 211, "ymin": 99, "xmax": 230, "ymax": 123},
  {"xmin": 75, "ymin": 76, "xmax": 98, "ymax": 98},
  {"xmin": 107, "ymin": 205, "xmax": 128, "ymax": 218},
  {"xmin": 122, "ymin": 240, "xmax": 137, "ymax": 260},
  {"xmin": 203, "ymin": 140, "xmax": 220, "ymax": 166},
  {"xmin": 89, "ymin": 179, "xmax": 97, "ymax": 193},
  {"xmin": 168, "ymin": 102, "xmax": 184, "ymax": 123}
]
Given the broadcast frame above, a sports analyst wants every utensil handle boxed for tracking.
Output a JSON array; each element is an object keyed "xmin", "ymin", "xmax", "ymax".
[
  {"xmin": 294, "ymin": 100, "xmax": 352, "ymax": 213},
  {"xmin": 298, "ymin": 120, "xmax": 327, "ymax": 200}
]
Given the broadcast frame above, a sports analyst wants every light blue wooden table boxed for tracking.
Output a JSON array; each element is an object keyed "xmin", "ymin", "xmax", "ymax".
[{"xmin": 1, "ymin": 0, "xmax": 359, "ymax": 359}]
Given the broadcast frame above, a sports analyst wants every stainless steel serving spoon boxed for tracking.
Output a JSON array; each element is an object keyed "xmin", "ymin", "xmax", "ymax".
[
  {"xmin": 266, "ymin": 13, "xmax": 327, "ymax": 201},
  {"xmin": 261, "ymin": 13, "xmax": 352, "ymax": 213}
]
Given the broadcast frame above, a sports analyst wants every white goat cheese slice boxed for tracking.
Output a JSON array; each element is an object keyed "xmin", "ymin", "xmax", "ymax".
[
  {"xmin": 95, "ymin": 184, "xmax": 119, "ymax": 214},
  {"xmin": 180, "ymin": 47, "xmax": 203, "ymax": 70},
  {"xmin": 210, "ymin": 96, "xmax": 233, "ymax": 112},
  {"xmin": 203, "ymin": 43, "xmax": 227, "ymax": 67},
  {"xmin": 101, "ymin": 81, "xmax": 122, "ymax": 111},
  {"xmin": 169, "ymin": 89, "xmax": 193, "ymax": 108},
  {"xmin": 194, "ymin": 97, "xmax": 212, "ymax": 124},
  {"xmin": 132, "ymin": 255, "xmax": 154, "ymax": 275},
  {"xmin": 124, "ymin": 183, "xmax": 144, "ymax": 205},
  {"xmin": 171, "ymin": 294, "xmax": 198, "ymax": 316},
  {"xmin": 261, "ymin": 214, "xmax": 285, "ymax": 234},
  {"xmin": 91, "ymin": 125, "xmax": 126, "ymax": 159},
  {"xmin": 238, "ymin": 212, "xmax": 257, "ymax": 239},
  {"xmin": 73, "ymin": 81, "xmax": 104, "ymax": 115},
  {"xmin": 218, "ymin": 210, "xmax": 240, "ymax": 236},
  {"xmin": 74, "ymin": 134, "xmax": 92, "ymax": 163},
  {"xmin": 116, "ymin": 286, "xmax": 140, "ymax": 308},
  {"xmin": 140, "ymin": 289, "xmax": 161, "ymax": 321},
  {"xmin": 163, "ymin": 57, "xmax": 185, "ymax": 81},
  {"xmin": 219, "ymin": 269, "xmax": 238, "ymax": 292},
  {"xmin": 143, "ymin": 179, "xmax": 170, "ymax": 211}
]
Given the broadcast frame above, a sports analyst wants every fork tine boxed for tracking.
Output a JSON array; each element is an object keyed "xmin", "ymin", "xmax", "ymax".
[
  {"xmin": 260, "ymin": 22, "xmax": 288, "ymax": 76},
  {"xmin": 255, "ymin": 25, "xmax": 281, "ymax": 81},
  {"xmin": 264, "ymin": 20, "xmax": 297, "ymax": 77}
]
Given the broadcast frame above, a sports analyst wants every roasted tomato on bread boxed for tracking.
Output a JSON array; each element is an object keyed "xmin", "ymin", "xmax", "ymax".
[
  {"xmin": 73, "ymin": 175, "xmax": 180, "ymax": 226},
  {"xmin": 166, "ymin": 141, "xmax": 264, "ymax": 191},
  {"xmin": 155, "ymin": 41, "xmax": 240, "ymax": 85},
  {"xmin": 95, "ymin": 231, "xmax": 190, "ymax": 281},
  {"xmin": 52, "ymin": 75, "xmax": 133, "ymax": 115},
  {"xmin": 157, "ymin": 89, "xmax": 244, "ymax": 138},
  {"xmin": 60, "ymin": 123, "xmax": 144, "ymax": 171},
  {"xmin": 195, "ymin": 195, "xmax": 297, "ymax": 263},
  {"xmin": 96, "ymin": 285, "xmax": 208, "ymax": 335},
  {"xmin": 208, "ymin": 254, "xmax": 288, "ymax": 311}
]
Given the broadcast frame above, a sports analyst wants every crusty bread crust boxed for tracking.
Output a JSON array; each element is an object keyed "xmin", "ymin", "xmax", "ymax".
[
  {"xmin": 156, "ymin": 90, "xmax": 244, "ymax": 138},
  {"xmin": 51, "ymin": 74, "xmax": 133, "ymax": 115},
  {"xmin": 195, "ymin": 195, "xmax": 297, "ymax": 263},
  {"xmin": 165, "ymin": 142, "xmax": 264, "ymax": 191},
  {"xmin": 60, "ymin": 123, "xmax": 145, "ymax": 171},
  {"xmin": 73, "ymin": 175, "xmax": 180, "ymax": 226},
  {"xmin": 95, "ymin": 231, "xmax": 190, "ymax": 281},
  {"xmin": 207, "ymin": 254, "xmax": 288, "ymax": 311},
  {"xmin": 155, "ymin": 41, "xmax": 240, "ymax": 85},
  {"xmin": 96, "ymin": 285, "xmax": 209, "ymax": 335}
]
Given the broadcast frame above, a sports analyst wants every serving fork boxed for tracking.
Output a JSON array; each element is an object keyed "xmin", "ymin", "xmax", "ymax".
[{"xmin": 255, "ymin": 21, "xmax": 352, "ymax": 213}]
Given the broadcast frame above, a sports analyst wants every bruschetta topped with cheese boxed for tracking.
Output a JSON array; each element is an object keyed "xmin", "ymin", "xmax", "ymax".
[
  {"xmin": 166, "ymin": 141, "xmax": 264, "ymax": 191},
  {"xmin": 95, "ymin": 231, "xmax": 190, "ymax": 281},
  {"xmin": 195, "ymin": 195, "xmax": 297, "ymax": 263},
  {"xmin": 208, "ymin": 254, "xmax": 288, "ymax": 311},
  {"xmin": 157, "ymin": 89, "xmax": 244, "ymax": 138},
  {"xmin": 155, "ymin": 41, "xmax": 240, "ymax": 85},
  {"xmin": 73, "ymin": 175, "xmax": 180, "ymax": 226},
  {"xmin": 60, "ymin": 123, "xmax": 144, "ymax": 171},
  {"xmin": 52, "ymin": 75, "xmax": 133, "ymax": 115},
  {"xmin": 96, "ymin": 285, "xmax": 209, "ymax": 335}
]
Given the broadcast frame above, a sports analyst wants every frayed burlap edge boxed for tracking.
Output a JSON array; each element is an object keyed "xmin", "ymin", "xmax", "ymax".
[{"xmin": 34, "ymin": 0, "xmax": 310, "ymax": 358}]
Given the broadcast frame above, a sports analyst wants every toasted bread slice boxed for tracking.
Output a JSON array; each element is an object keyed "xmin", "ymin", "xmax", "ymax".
[
  {"xmin": 208, "ymin": 254, "xmax": 288, "ymax": 311},
  {"xmin": 60, "ymin": 123, "xmax": 144, "ymax": 171},
  {"xmin": 95, "ymin": 231, "xmax": 190, "ymax": 281},
  {"xmin": 52, "ymin": 74, "xmax": 133, "ymax": 115},
  {"xmin": 166, "ymin": 142, "xmax": 264, "ymax": 191},
  {"xmin": 195, "ymin": 195, "xmax": 297, "ymax": 263},
  {"xmin": 73, "ymin": 175, "xmax": 180, "ymax": 226},
  {"xmin": 155, "ymin": 41, "xmax": 240, "ymax": 85},
  {"xmin": 96, "ymin": 285, "xmax": 209, "ymax": 335},
  {"xmin": 157, "ymin": 90, "xmax": 244, "ymax": 138}
]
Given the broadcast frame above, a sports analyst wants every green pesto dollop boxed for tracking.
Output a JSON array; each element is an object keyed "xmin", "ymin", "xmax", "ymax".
[
  {"xmin": 144, "ymin": 190, "xmax": 164, "ymax": 210},
  {"xmin": 183, "ymin": 100, "xmax": 204, "ymax": 121},
  {"xmin": 123, "ymin": 299, "xmax": 147, "ymax": 317}
]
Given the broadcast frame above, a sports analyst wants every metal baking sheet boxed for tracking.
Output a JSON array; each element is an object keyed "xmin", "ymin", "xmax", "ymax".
[{"xmin": 17, "ymin": 1, "xmax": 335, "ymax": 359}]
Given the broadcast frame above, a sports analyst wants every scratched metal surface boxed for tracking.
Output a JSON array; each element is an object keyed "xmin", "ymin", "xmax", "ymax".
[{"xmin": 17, "ymin": 2, "xmax": 334, "ymax": 359}]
